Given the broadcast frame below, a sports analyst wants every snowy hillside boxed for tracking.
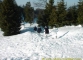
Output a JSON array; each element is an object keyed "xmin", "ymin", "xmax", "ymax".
[{"xmin": 0, "ymin": 23, "xmax": 83, "ymax": 60}]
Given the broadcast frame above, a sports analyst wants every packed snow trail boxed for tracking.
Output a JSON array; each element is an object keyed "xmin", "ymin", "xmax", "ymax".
[{"xmin": 0, "ymin": 24, "xmax": 83, "ymax": 60}]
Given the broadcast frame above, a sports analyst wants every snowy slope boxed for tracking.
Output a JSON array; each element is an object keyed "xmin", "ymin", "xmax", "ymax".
[{"xmin": 0, "ymin": 23, "xmax": 83, "ymax": 60}]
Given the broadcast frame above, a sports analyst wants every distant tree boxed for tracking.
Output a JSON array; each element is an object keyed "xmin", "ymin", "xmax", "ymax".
[
  {"xmin": 0, "ymin": 0, "xmax": 2, "ymax": 3},
  {"xmin": 44, "ymin": 0, "xmax": 55, "ymax": 26},
  {"xmin": 18, "ymin": 6, "xmax": 24, "ymax": 18},
  {"xmin": 57, "ymin": 0, "xmax": 67, "ymax": 26},
  {"xmin": 37, "ymin": 0, "xmax": 58, "ymax": 28},
  {"xmin": 0, "ymin": 0, "xmax": 2, "ymax": 5},
  {"xmin": 77, "ymin": 0, "xmax": 83, "ymax": 25},
  {"xmin": 0, "ymin": 0, "xmax": 22, "ymax": 36},
  {"xmin": 34, "ymin": 0, "xmax": 47, "ymax": 8},
  {"xmin": 21, "ymin": 5, "xmax": 26, "ymax": 20},
  {"xmin": 34, "ymin": 8, "xmax": 41, "ymax": 18},
  {"xmin": 34, "ymin": 0, "xmax": 47, "ymax": 27},
  {"xmin": 49, "ymin": 6, "xmax": 58, "ymax": 28},
  {"xmin": 67, "ymin": 5, "xmax": 78, "ymax": 25},
  {"xmin": 0, "ymin": 0, "xmax": 2, "ymax": 27},
  {"xmin": 24, "ymin": 2, "xmax": 34, "ymax": 25},
  {"xmin": 37, "ymin": 9, "xmax": 45, "ymax": 27}
]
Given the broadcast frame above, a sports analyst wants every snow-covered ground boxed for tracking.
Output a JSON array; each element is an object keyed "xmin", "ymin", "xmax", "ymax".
[{"xmin": 0, "ymin": 23, "xmax": 83, "ymax": 60}]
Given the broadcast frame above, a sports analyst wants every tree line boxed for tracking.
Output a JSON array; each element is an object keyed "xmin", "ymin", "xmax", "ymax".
[
  {"xmin": 37, "ymin": 0, "xmax": 83, "ymax": 28},
  {"xmin": 0, "ymin": 0, "xmax": 83, "ymax": 36}
]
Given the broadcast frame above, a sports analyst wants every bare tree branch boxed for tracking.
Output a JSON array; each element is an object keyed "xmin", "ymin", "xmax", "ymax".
[{"xmin": 33, "ymin": 0, "xmax": 47, "ymax": 8}]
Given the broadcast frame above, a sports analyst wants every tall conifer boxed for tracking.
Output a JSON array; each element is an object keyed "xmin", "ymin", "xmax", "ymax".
[
  {"xmin": 57, "ymin": 0, "xmax": 67, "ymax": 26},
  {"xmin": 77, "ymin": 0, "xmax": 83, "ymax": 25},
  {"xmin": 49, "ymin": 7, "xmax": 57, "ymax": 27},
  {"xmin": 37, "ymin": 0, "xmax": 57, "ymax": 27},
  {"xmin": 24, "ymin": 2, "xmax": 34, "ymax": 25},
  {"xmin": 67, "ymin": 5, "xmax": 78, "ymax": 25},
  {"xmin": 0, "ymin": 0, "xmax": 21, "ymax": 36}
]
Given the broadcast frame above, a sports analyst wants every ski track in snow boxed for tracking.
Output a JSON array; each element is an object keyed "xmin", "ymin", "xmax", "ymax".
[{"xmin": 0, "ymin": 24, "xmax": 83, "ymax": 60}]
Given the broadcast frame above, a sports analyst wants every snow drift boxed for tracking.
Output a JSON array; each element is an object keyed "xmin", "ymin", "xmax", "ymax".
[{"xmin": 0, "ymin": 23, "xmax": 83, "ymax": 60}]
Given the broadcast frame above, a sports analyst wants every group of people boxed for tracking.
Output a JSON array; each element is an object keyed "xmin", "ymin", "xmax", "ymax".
[{"xmin": 34, "ymin": 26, "xmax": 49, "ymax": 34}]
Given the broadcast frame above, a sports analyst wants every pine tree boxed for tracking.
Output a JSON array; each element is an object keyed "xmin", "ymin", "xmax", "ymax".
[
  {"xmin": 57, "ymin": 0, "xmax": 67, "ymax": 26},
  {"xmin": 44, "ymin": 0, "xmax": 55, "ymax": 27},
  {"xmin": 0, "ymin": 0, "xmax": 21, "ymax": 36},
  {"xmin": 77, "ymin": 0, "xmax": 83, "ymax": 25},
  {"xmin": 67, "ymin": 5, "xmax": 78, "ymax": 25},
  {"xmin": 24, "ymin": 2, "xmax": 34, "ymax": 25},
  {"xmin": 37, "ymin": 0, "xmax": 58, "ymax": 28},
  {"xmin": 37, "ymin": 11, "xmax": 45, "ymax": 27},
  {"xmin": 49, "ymin": 7, "xmax": 58, "ymax": 28},
  {"xmin": 0, "ymin": 0, "xmax": 2, "ymax": 6},
  {"xmin": 0, "ymin": 0, "xmax": 2, "ymax": 27},
  {"xmin": 45, "ymin": 0, "xmax": 54, "ymax": 26}
]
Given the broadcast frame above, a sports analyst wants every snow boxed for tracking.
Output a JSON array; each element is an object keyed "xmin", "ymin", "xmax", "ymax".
[{"xmin": 0, "ymin": 23, "xmax": 83, "ymax": 60}]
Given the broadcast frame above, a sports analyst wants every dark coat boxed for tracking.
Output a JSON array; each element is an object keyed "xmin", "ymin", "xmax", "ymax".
[
  {"xmin": 45, "ymin": 26, "xmax": 49, "ymax": 34},
  {"xmin": 34, "ymin": 26, "xmax": 37, "ymax": 31},
  {"xmin": 37, "ymin": 27, "xmax": 42, "ymax": 33}
]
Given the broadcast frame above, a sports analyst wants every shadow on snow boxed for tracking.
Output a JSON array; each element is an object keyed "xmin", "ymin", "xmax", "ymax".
[
  {"xmin": 20, "ymin": 27, "xmax": 34, "ymax": 34},
  {"xmin": 59, "ymin": 31, "xmax": 69, "ymax": 38},
  {"xmin": 20, "ymin": 27, "xmax": 45, "ymax": 34}
]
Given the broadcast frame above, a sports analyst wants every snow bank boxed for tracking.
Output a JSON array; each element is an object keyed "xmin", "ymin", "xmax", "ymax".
[{"xmin": 0, "ymin": 24, "xmax": 83, "ymax": 60}]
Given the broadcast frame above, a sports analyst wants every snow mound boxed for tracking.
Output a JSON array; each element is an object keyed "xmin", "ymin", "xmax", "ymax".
[{"xmin": 0, "ymin": 23, "xmax": 83, "ymax": 59}]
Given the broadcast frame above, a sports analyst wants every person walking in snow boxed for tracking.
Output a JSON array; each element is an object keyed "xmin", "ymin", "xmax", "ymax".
[
  {"xmin": 45, "ymin": 26, "xmax": 49, "ymax": 34},
  {"xmin": 34, "ymin": 26, "xmax": 37, "ymax": 31},
  {"xmin": 37, "ymin": 27, "xmax": 42, "ymax": 33}
]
